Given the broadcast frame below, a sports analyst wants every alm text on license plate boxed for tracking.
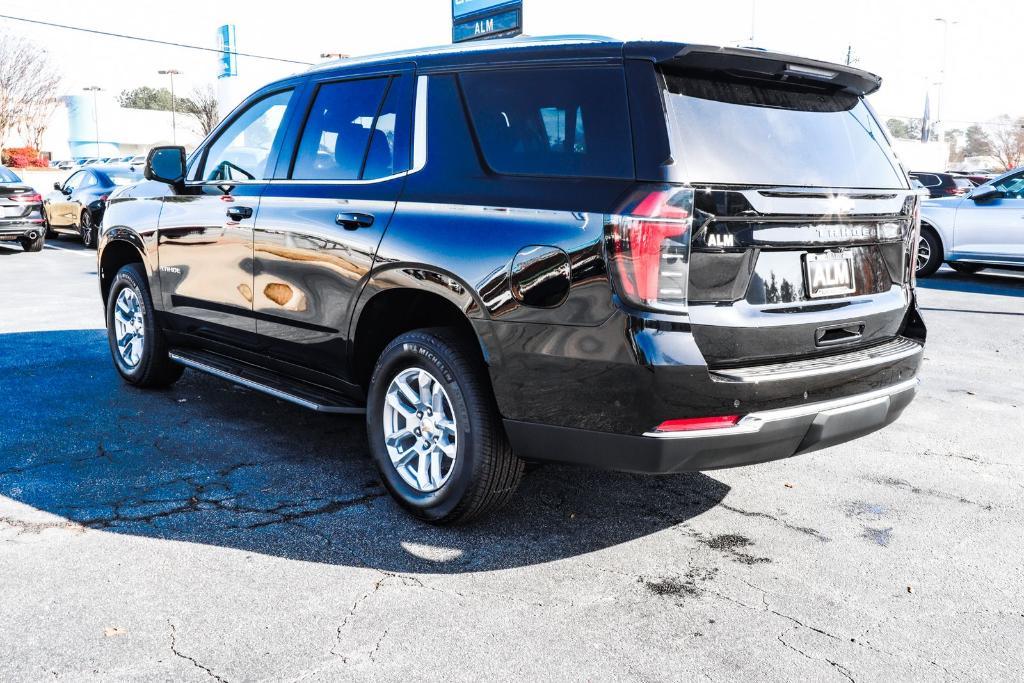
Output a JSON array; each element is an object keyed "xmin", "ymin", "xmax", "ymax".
[{"xmin": 805, "ymin": 251, "xmax": 856, "ymax": 298}]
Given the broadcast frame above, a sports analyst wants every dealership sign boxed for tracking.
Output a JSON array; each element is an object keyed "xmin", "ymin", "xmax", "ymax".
[
  {"xmin": 452, "ymin": 0, "xmax": 522, "ymax": 43},
  {"xmin": 217, "ymin": 24, "xmax": 237, "ymax": 78}
]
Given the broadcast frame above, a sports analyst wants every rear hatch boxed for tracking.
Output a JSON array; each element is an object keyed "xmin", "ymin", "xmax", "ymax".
[{"xmin": 612, "ymin": 47, "xmax": 918, "ymax": 367}]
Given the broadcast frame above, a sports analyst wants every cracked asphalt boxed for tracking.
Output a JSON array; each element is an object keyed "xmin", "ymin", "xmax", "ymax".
[{"xmin": 1, "ymin": 238, "xmax": 1023, "ymax": 681}]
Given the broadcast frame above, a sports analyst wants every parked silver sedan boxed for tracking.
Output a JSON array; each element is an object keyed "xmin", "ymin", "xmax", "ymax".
[{"xmin": 917, "ymin": 166, "xmax": 1024, "ymax": 276}]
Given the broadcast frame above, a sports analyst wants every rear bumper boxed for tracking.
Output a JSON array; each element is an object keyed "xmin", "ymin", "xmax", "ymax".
[
  {"xmin": 0, "ymin": 220, "xmax": 44, "ymax": 240},
  {"xmin": 504, "ymin": 378, "xmax": 918, "ymax": 473}
]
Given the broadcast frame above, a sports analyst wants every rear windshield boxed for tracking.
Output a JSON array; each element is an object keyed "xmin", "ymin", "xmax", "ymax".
[
  {"xmin": 0, "ymin": 167, "xmax": 21, "ymax": 183},
  {"xmin": 108, "ymin": 173, "xmax": 141, "ymax": 186},
  {"xmin": 460, "ymin": 67, "xmax": 634, "ymax": 179},
  {"xmin": 661, "ymin": 73, "xmax": 905, "ymax": 189}
]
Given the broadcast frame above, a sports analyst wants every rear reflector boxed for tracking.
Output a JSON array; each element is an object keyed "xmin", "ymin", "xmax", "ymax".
[{"xmin": 653, "ymin": 415, "xmax": 741, "ymax": 433}]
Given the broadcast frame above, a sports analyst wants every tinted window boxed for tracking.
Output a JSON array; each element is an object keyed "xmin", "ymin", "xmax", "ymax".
[
  {"xmin": 291, "ymin": 77, "xmax": 404, "ymax": 181},
  {"xmin": 0, "ymin": 166, "xmax": 21, "ymax": 183},
  {"xmin": 63, "ymin": 171, "xmax": 84, "ymax": 192},
  {"xmin": 912, "ymin": 173, "xmax": 940, "ymax": 187},
  {"xmin": 994, "ymin": 170, "xmax": 1024, "ymax": 199},
  {"xmin": 460, "ymin": 67, "xmax": 634, "ymax": 179},
  {"xmin": 662, "ymin": 74, "xmax": 905, "ymax": 189},
  {"xmin": 107, "ymin": 172, "xmax": 142, "ymax": 186},
  {"xmin": 953, "ymin": 177, "xmax": 974, "ymax": 189},
  {"xmin": 201, "ymin": 89, "xmax": 293, "ymax": 181}
]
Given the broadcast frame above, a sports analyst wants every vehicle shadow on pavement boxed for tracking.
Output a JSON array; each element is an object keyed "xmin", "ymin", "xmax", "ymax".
[
  {"xmin": 918, "ymin": 269, "xmax": 1024, "ymax": 299},
  {"xmin": 0, "ymin": 329, "xmax": 729, "ymax": 574}
]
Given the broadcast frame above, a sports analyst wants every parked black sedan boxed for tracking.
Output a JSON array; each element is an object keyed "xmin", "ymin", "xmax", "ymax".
[
  {"xmin": 44, "ymin": 165, "xmax": 142, "ymax": 248},
  {"xmin": 0, "ymin": 165, "xmax": 46, "ymax": 252}
]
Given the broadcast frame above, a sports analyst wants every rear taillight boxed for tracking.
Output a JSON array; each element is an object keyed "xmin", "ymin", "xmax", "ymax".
[
  {"xmin": 99, "ymin": 194, "xmax": 109, "ymax": 203},
  {"xmin": 653, "ymin": 415, "xmax": 741, "ymax": 433},
  {"xmin": 11, "ymin": 193, "xmax": 42, "ymax": 203},
  {"xmin": 605, "ymin": 186, "xmax": 695, "ymax": 311}
]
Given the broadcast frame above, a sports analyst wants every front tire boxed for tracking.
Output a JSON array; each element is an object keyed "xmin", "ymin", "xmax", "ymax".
[
  {"xmin": 915, "ymin": 227, "xmax": 943, "ymax": 278},
  {"xmin": 366, "ymin": 328, "xmax": 523, "ymax": 524},
  {"xmin": 105, "ymin": 263, "xmax": 183, "ymax": 388},
  {"xmin": 949, "ymin": 262, "xmax": 984, "ymax": 275}
]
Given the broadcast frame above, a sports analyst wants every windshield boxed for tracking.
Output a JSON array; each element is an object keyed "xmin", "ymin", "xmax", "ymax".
[
  {"xmin": 0, "ymin": 167, "xmax": 22, "ymax": 183},
  {"xmin": 661, "ymin": 73, "xmax": 906, "ymax": 189}
]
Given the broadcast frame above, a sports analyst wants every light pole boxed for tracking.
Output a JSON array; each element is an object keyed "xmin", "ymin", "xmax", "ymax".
[
  {"xmin": 933, "ymin": 17, "xmax": 959, "ymax": 141},
  {"xmin": 83, "ymin": 86, "xmax": 103, "ymax": 157},
  {"xmin": 158, "ymin": 69, "xmax": 182, "ymax": 145}
]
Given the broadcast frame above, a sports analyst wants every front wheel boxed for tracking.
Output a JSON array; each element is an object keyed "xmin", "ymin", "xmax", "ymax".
[
  {"xmin": 915, "ymin": 228, "xmax": 943, "ymax": 278},
  {"xmin": 105, "ymin": 263, "xmax": 183, "ymax": 388},
  {"xmin": 366, "ymin": 328, "xmax": 523, "ymax": 524}
]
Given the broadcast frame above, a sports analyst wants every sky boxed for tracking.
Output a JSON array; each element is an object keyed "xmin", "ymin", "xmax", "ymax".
[{"xmin": 4, "ymin": 0, "xmax": 1022, "ymax": 129}]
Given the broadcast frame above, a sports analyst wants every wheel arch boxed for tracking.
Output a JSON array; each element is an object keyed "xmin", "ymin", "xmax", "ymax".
[
  {"xmin": 349, "ymin": 267, "xmax": 495, "ymax": 391},
  {"xmin": 98, "ymin": 233, "xmax": 149, "ymax": 306}
]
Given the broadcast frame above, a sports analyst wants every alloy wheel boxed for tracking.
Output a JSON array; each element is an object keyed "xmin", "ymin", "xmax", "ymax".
[
  {"xmin": 382, "ymin": 367, "xmax": 458, "ymax": 493},
  {"xmin": 915, "ymin": 235, "xmax": 931, "ymax": 272},
  {"xmin": 112, "ymin": 288, "xmax": 145, "ymax": 368}
]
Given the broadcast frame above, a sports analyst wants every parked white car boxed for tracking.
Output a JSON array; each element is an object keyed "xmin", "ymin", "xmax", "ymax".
[{"xmin": 917, "ymin": 166, "xmax": 1024, "ymax": 276}]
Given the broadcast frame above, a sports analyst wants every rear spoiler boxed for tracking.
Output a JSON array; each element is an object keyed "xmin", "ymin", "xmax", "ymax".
[{"xmin": 624, "ymin": 42, "xmax": 882, "ymax": 96}]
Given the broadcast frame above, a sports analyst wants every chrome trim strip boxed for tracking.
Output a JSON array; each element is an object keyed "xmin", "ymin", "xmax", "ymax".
[
  {"xmin": 412, "ymin": 75, "xmax": 428, "ymax": 173},
  {"xmin": 710, "ymin": 337, "xmax": 922, "ymax": 384},
  {"xmin": 169, "ymin": 352, "xmax": 365, "ymax": 414},
  {"xmin": 643, "ymin": 378, "xmax": 919, "ymax": 439}
]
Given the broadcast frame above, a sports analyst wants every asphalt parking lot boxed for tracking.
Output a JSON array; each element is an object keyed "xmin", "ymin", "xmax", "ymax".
[{"xmin": 1, "ymin": 237, "xmax": 1022, "ymax": 681}]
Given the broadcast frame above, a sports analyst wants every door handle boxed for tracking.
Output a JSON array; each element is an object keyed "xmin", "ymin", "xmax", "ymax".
[
  {"xmin": 226, "ymin": 206, "xmax": 253, "ymax": 221},
  {"xmin": 335, "ymin": 212, "xmax": 374, "ymax": 230}
]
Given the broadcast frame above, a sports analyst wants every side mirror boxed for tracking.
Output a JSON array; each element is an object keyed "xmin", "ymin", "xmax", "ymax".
[
  {"xmin": 971, "ymin": 185, "xmax": 1004, "ymax": 203},
  {"xmin": 145, "ymin": 146, "xmax": 187, "ymax": 186},
  {"xmin": 53, "ymin": 181, "xmax": 62, "ymax": 191}
]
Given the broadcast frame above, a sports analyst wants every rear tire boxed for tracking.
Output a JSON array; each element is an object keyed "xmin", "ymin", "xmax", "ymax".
[
  {"xmin": 915, "ymin": 227, "xmax": 943, "ymax": 278},
  {"xmin": 366, "ymin": 327, "xmax": 523, "ymax": 524},
  {"xmin": 19, "ymin": 233, "xmax": 45, "ymax": 252},
  {"xmin": 949, "ymin": 262, "xmax": 984, "ymax": 275},
  {"xmin": 105, "ymin": 263, "xmax": 183, "ymax": 388},
  {"xmin": 80, "ymin": 211, "xmax": 97, "ymax": 249}
]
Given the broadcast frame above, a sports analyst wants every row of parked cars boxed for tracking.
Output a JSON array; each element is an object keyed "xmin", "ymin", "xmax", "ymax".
[
  {"xmin": 0, "ymin": 163, "xmax": 142, "ymax": 251},
  {"xmin": 50, "ymin": 155, "xmax": 147, "ymax": 171},
  {"xmin": 909, "ymin": 170, "xmax": 997, "ymax": 199}
]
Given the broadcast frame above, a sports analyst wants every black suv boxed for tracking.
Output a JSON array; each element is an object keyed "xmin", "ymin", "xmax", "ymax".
[
  {"xmin": 98, "ymin": 37, "xmax": 925, "ymax": 523},
  {"xmin": 908, "ymin": 171, "xmax": 974, "ymax": 198}
]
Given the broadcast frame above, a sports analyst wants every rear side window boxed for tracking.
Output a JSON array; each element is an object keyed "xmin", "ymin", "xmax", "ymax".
[
  {"xmin": 460, "ymin": 67, "xmax": 634, "ymax": 179},
  {"xmin": 912, "ymin": 173, "xmax": 940, "ymax": 187},
  {"xmin": 291, "ymin": 76, "xmax": 408, "ymax": 181}
]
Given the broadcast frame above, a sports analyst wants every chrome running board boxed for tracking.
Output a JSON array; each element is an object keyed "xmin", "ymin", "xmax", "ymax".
[{"xmin": 169, "ymin": 349, "xmax": 365, "ymax": 414}]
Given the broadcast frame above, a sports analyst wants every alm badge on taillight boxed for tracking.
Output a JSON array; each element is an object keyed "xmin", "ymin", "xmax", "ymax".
[{"xmin": 606, "ymin": 186, "xmax": 695, "ymax": 311}]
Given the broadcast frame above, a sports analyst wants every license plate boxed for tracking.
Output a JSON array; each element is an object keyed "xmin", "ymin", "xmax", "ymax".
[
  {"xmin": 805, "ymin": 251, "xmax": 856, "ymax": 298},
  {"xmin": 0, "ymin": 206, "xmax": 21, "ymax": 218}
]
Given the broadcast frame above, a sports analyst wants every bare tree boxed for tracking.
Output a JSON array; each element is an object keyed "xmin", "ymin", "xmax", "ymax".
[
  {"xmin": 19, "ymin": 96, "xmax": 62, "ymax": 153},
  {"xmin": 0, "ymin": 31, "xmax": 62, "ymax": 157},
  {"xmin": 183, "ymin": 85, "xmax": 220, "ymax": 137},
  {"xmin": 988, "ymin": 116, "xmax": 1024, "ymax": 171}
]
